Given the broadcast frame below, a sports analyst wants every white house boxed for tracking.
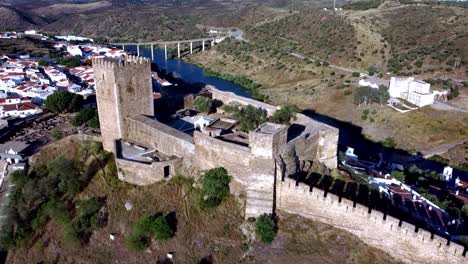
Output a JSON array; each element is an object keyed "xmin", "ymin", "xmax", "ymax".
[
  {"xmin": 389, "ymin": 77, "xmax": 434, "ymax": 107},
  {"xmin": 66, "ymin": 45, "xmax": 83, "ymax": 57}
]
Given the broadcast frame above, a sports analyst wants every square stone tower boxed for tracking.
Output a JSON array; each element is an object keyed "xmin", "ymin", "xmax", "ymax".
[
  {"xmin": 93, "ymin": 56, "xmax": 154, "ymax": 153},
  {"xmin": 245, "ymin": 122, "xmax": 288, "ymax": 219}
]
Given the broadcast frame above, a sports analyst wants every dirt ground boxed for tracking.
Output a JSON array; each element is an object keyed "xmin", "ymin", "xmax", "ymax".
[{"xmin": 7, "ymin": 136, "xmax": 401, "ymax": 264}]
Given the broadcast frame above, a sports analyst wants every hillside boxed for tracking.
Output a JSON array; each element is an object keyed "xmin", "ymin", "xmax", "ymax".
[
  {"xmin": 186, "ymin": 3, "xmax": 468, "ymax": 152},
  {"xmin": 0, "ymin": 6, "xmax": 48, "ymax": 31},
  {"xmin": 5, "ymin": 135, "xmax": 402, "ymax": 263},
  {"xmin": 31, "ymin": 1, "xmax": 112, "ymax": 18}
]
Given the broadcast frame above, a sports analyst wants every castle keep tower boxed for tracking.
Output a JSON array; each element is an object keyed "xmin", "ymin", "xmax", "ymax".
[{"xmin": 93, "ymin": 56, "xmax": 154, "ymax": 153}]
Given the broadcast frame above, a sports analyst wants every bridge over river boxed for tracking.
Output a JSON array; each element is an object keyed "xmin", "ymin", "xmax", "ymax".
[{"xmin": 109, "ymin": 36, "xmax": 226, "ymax": 60}]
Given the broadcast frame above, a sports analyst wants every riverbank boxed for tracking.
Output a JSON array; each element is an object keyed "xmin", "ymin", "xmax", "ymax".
[{"xmin": 184, "ymin": 58, "xmax": 268, "ymax": 101}]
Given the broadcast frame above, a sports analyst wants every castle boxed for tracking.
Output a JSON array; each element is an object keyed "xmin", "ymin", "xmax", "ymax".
[{"xmin": 92, "ymin": 56, "xmax": 466, "ymax": 263}]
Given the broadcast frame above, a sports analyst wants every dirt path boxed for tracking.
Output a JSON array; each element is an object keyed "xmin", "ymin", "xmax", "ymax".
[{"xmin": 421, "ymin": 140, "xmax": 466, "ymax": 158}]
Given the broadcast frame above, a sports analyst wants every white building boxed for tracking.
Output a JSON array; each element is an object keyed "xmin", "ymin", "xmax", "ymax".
[
  {"xmin": 389, "ymin": 77, "xmax": 434, "ymax": 107},
  {"xmin": 66, "ymin": 45, "xmax": 83, "ymax": 57}
]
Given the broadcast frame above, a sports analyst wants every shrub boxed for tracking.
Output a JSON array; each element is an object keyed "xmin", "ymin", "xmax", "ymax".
[
  {"xmin": 255, "ymin": 214, "xmax": 276, "ymax": 244},
  {"xmin": 51, "ymin": 128, "xmax": 64, "ymax": 140},
  {"xmin": 391, "ymin": 170, "xmax": 406, "ymax": 182},
  {"xmin": 352, "ymin": 72, "xmax": 360, "ymax": 77},
  {"xmin": 74, "ymin": 198, "xmax": 105, "ymax": 237},
  {"xmin": 193, "ymin": 96, "xmax": 212, "ymax": 113},
  {"xmin": 367, "ymin": 65, "xmax": 377, "ymax": 76},
  {"xmin": 150, "ymin": 215, "xmax": 173, "ymax": 240},
  {"xmin": 198, "ymin": 167, "xmax": 231, "ymax": 209},
  {"xmin": 382, "ymin": 137, "xmax": 397, "ymax": 148},
  {"xmin": 71, "ymin": 108, "xmax": 98, "ymax": 127},
  {"xmin": 269, "ymin": 105, "xmax": 300, "ymax": 125},
  {"xmin": 126, "ymin": 233, "xmax": 150, "ymax": 251},
  {"xmin": 226, "ymin": 104, "xmax": 267, "ymax": 132},
  {"xmin": 45, "ymin": 91, "xmax": 83, "ymax": 113},
  {"xmin": 59, "ymin": 56, "xmax": 82, "ymax": 67},
  {"xmin": 127, "ymin": 213, "xmax": 174, "ymax": 251}
]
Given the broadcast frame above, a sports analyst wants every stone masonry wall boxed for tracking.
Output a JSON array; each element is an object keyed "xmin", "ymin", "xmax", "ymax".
[
  {"xmin": 93, "ymin": 59, "xmax": 121, "ymax": 153},
  {"xmin": 276, "ymin": 177, "xmax": 466, "ymax": 264},
  {"xmin": 93, "ymin": 57, "xmax": 154, "ymax": 153},
  {"xmin": 208, "ymin": 85, "xmax": 278, "ymax": 115},
  {"xmin": 193, "ymin": 131, "xmax": 251, "ymax": 194},
  {"xmin": 116, "ymin": 157, "xmax": 182, "ymax": 185},
  {"xmin": 125, "ymin": 115, "xmax": 195, "ymax": 160}
]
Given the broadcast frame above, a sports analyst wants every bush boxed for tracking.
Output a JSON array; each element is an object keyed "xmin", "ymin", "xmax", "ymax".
[
  {"xmin": 382, "ymin": 137, "xmax": 397, "ymax": 148},
  {"xmin": 51, "ymin": 128, "xmax": 64, "ymax": 140},
  {"xmin": 391, "ymin": 170, "xmax": 406, "ymax": 182},
  {"xmin": 71, "ymin": 108, "xmax": 99, "ymax": 127},
  {"xmin": 225, "ymin": 104, "xmax": 267, "ymax": 132},
  {"xmin": 352, "ymin": 72, "xmax": 360, "ymax": 77},
  {"xmin": 255, "ymin": 214, "xmax": 276, "ymax": 244},
  {"xmin": 367, "ymin": 65, "xmax": 377, "ymax": 76},
  {"xmin": 74, "ymin": 198, "xmax": 105, "ymax": 237},
  {"xmin": 150, "ymin": 215, "xmax": 173, "ymax": 240},
  {"xmin": 193, "ymin": 96, "xmax": 212, "ymax": 113},
  {"xmin": 127, "ymin": 213, "xmax": 174, "ymax": 251},
  {"xmin": 269, "ymin": 105, "xmax": 300, "ymax": 125},
  {"xmin": 59, "ymin": 56, "xmax": 82, "ymax": 67},
  {"xmin": 198, "ymin": 167, "xmax": 231, "ymax": 209},
  {"xmin": 45, "ymin": 91, "xmax": 83, "ymax": 113},
  {"xmin": 126, "ymin": 233, "xmax": 150, "ymax": 251}
]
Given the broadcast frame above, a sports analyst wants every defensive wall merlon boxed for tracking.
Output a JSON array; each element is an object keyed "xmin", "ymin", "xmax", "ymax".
[
  {"xmin": 277, "ymin": 176, "xmax": 466, "ymax": 263},
  {"xmin": 92, "ymin": 56, "xmax": 151, "ymax": 68}
]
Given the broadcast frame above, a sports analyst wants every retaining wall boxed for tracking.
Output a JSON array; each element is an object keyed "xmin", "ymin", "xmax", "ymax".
[{"xmin": 276, "ymin": 177, "xmax": 466, "ymax": 264}]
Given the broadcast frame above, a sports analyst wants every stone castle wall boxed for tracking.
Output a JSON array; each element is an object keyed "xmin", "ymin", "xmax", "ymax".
[
  {"xmin": 276, "ymin": 177, "xmax": 466, "ymax": 264},
  {"xmin": 116, "ymin": 157, "xmax": 182, "ymax": 185},
  {"xmin": 208, "ymin": 85, "xmax": 278, "ymax": 115},
  {"xmin": 125, "ymin": 115, "xmax": 195, "ymax": 161},
  {"xmin": 193, "ymin": 131, "xmax": 251, "ymax": 193}
]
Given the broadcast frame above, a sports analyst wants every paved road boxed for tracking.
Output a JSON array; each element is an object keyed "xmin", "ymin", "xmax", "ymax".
[
  {"xmin": 421, "ymin": 140, "xmax": 466, "ymax": 158},
  {"xmin": 431, "ymin": 100, "xmax": 468, "ymax": 114}
]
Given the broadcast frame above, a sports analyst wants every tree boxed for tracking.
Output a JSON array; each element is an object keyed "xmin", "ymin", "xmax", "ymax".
[
  {"xmin": 269, "ymin": 105, "xmax": 300, "ymax": 125},
  {"xmin": 71, "ymin": 108, "xmax": 98, "ymax": 127},
  {"xmin": 193, "ymin": 96, "xmax": 212, "ymax": 113},
  {"xmin": 59, "ymin": 56, "xmax": 82, "ymax": 67},
  {"xmin": 255, "ymin": 214, "xmax": 276, "ymax": 244},
  {"xmin": 38, "ymin": 60, "xmax": 48, "ymax": 67},
  {"xmin": 198, "ymin": 167, "xmax": 231, "ymax": 209},
  {"xmin": 367, "ymin": 65, "xmax": 377, "ymax": 76},
  {"xmin": 391, "ymin": 170, "xmax": 405, "ymax": 182},
  {"xmin": 230, "ymin": 104, "xmax": 267, "ymax": 132},
  {"xmin": 45, "ymin": 91, "xmax": 83, "ymax": 113},
  {"xmin": 377, "ymin": 85, "xmax": 390, "ymax": 106}
]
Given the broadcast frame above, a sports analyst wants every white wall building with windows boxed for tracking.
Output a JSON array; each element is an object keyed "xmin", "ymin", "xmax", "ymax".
[{"xmin": 389, "ymin": 77, "xmax": 434, "ymax": 107}]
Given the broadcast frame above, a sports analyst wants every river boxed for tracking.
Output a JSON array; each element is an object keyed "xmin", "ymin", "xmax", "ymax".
[{"xmin": 124, "ymin": 45, "xmax": 250, "ymax": 97}]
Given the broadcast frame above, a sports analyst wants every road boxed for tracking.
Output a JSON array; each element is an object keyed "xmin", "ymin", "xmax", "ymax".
[
  {"xmin": 421, "ymin": 140, "xmax": 466, "ymax": 158},
  {"xmin": 430, "ymin": 100, "xmax": 468, "ymax": 114}
]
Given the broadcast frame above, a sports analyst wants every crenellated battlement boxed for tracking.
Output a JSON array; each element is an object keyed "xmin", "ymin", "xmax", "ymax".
[
  {"xmin": 92, "ymin": 55, "xmax": 150, "ymax": 69},
  {"xmin": 277, "ymin": 178, "xmax": 466, "ymax": 263}
]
